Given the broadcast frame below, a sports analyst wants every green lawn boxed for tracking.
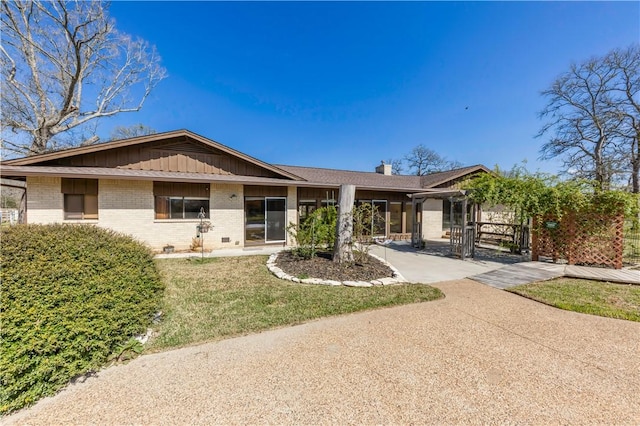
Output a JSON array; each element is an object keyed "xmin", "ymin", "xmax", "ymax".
[
  {"xmin": 150, "ymin": 256, "xmax": 443, "ymax": 351},
  {"xmin": 508, "ymin": 278, "xmax": 640, "ymax": 321}
]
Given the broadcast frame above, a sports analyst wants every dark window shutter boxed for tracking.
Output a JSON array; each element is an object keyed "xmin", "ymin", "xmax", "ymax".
[{"xmin": 61, "ymin": 178, "xmax": 98, "ymax": 195}]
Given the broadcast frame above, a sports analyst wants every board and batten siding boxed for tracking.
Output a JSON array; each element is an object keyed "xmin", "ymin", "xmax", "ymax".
[{"xmin": 40, "ymin": 138, "xmax": 283, "ymax": 178}]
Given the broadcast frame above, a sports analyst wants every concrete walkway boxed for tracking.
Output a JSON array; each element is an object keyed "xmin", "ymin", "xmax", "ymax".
[
  {"xmin": 471, "ymin": 262, "xmax": 640, "ymax": 289},
  {"xmin": 6, "ymin": 279, "xmax": 639, "ymax": 425}
]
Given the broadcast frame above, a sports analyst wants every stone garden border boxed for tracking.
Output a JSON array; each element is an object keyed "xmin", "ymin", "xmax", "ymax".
[{"xmin": 267, "ymin": 251, "xmax": 407, "ymax": 287}]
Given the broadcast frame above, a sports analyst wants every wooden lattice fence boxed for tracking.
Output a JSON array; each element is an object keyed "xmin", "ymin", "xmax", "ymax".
[{"xmin": 532, "ymin": 212, "xmax": 624, "ymax": 269}]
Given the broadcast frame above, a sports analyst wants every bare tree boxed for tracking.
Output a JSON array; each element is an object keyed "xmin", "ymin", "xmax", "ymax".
[
  {"xmin": 1, "ymin": 0, "xmax": 167, "ymax": 156},
  {"xmin": 538, "ymin": 46, "xmax": 640, "ymax": 191},
  {"xmin": 385, "ymin": 158, "xmax": 404, "ymax": 175},
  {"xmin": 110, "ymin": 124, "xmax": 157, "ymax": 141},
  {"xmin": 404, "ymin": 144, "xmax": 462, "ymax": 176},
  {"xmin": 606, "ymin": 45, "xmax": 640, "ymax": 193}
]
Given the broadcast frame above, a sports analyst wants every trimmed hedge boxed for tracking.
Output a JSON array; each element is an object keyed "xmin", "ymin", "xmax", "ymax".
[{"xmin": 0, "ymin": 224, "xmax": 164, "ymax": 414}]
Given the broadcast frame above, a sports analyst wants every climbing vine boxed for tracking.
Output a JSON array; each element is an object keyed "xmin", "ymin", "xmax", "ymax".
[
  {"xmin": 462, "ymin": 166, "xmax": 640, "ymax": 267},
  {"xmin": 462, "ymin": 166, "xmax": 639, "ymax": 221}
]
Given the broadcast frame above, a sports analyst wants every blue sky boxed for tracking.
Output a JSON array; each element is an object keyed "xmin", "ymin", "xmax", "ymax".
[{"xmin": 103, "ymin": 1, "xmax": 640, "ymax": 174}]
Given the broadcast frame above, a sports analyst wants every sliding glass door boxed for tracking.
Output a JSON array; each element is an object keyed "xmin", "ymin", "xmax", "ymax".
[
  {"xmin": 266, "ymin": 198, "xmax": 286, "ymax": 242},
  {"xmin": 245, "ymin": 198, "xmax": 266, "ymax": 243},
  {"xmin": 372, "ymin": 200, "xmax": 387, "ymax": 236},
  {"xmin": 245, "ymin": 197, "xmax": 287, "ymax": 244}
]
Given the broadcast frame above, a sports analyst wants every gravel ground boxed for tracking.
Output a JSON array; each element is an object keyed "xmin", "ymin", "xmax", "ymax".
[{"xmin": 5, "ymin": 279, "xmax": 640, "ymax": 425}]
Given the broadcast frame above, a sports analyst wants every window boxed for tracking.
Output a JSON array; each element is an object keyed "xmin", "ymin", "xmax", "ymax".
[
  {"xmin": 61, "ymin": 178, "xmax": 98, "ymax": 220},
  {"xmin": 406, "ymin": 202, "xmax": 413, "ymax": 234},
  {"xmin": 298, "ymin": 200, "xmax": 317, "ymax": 223},
  {"xmin": 372, "ymin": 200, "xmax": 387, "ymax": 236},
  {"xmin": 389, "ymin": 202, "xmax": 402, "ymax": 234},
  {"xmin": 155, "ymin": 197, "xmax": 210, "ymax": 219},
  {"xmin": 153, "ymin": 182, "xmax": 209, "ymax": 219},
  {"xmin": 442, "ymin": 199, "xmax": 471, "ymax": 230}
]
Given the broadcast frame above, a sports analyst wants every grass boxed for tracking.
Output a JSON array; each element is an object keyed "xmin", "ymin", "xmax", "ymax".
[
  {"xmin": 508, "ymin": 278, "xmax": 640, "ymax": 322},
  {"xmin": 149, "ymin": 256, "xmax": 443, "ymax": 351}
]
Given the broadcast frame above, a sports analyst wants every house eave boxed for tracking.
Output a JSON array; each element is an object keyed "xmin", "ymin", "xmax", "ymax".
[
  {"xmin": 410, "ymin": 189, "xmax": 467, "ymax": 199},
  {"xmin": 0, "ymin": 165, "xmax": 301, "ymax": 187},
  {"xmin": 1, "ymin": 165, "xmax": 426, "ymax": 193}
]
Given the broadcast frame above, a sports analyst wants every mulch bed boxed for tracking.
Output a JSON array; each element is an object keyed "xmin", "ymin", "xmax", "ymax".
[{"xmin": 275, "ymin": 250, "xmax": 394, "ymax": 282}]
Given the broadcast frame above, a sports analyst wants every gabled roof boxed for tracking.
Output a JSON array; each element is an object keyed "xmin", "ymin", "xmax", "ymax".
[
  {"xmin": 419, "ymin": 165, "xmax": 491, "ymax": 188},
  {"xmin": 1, "ymin": 129, "xmax": 490, "ymax": 192},
  {"xmin": 275, "ymin": 164, "xmax": 489, "ymax": 191},
  {"xmin": 2, "ymin": 129, "xmax": 304, "ymax": 181}
]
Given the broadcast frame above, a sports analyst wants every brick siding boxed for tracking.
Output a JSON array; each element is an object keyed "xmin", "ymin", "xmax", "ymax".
[
  {"xmin": 26, "ymin": 177, "xmax": 299, "ymax": 252},
  {"xmin": 421, "ymin": 198, "xmax": 443, "ymax": 239}
]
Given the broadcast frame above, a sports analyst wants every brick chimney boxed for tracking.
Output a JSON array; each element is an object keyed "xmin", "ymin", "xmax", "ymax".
[{"xmin": 375, "ymin": 161, "xmax": 392, "ymax": 175}]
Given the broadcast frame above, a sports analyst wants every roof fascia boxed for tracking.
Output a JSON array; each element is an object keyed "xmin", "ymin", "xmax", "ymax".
[
  {"xmin": 3, "ymin": 129, "xmax": 189, "ymax": 165},
  {"xmin": 1, "ymin": 165, "xmax": 423, "ymax": 192},
  {"xmin": 410, "ymin": 189, "xmax": 467, "ymax": 199},
  {"xmin": 0, "ymin": 165, "xmax": 298, "ymax": 187},
  {"xmin": 422, "ymin": 165, "xmax": 490, "ymax": 188}
]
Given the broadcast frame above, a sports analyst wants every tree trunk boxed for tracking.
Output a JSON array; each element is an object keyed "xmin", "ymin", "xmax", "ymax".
[
  {"xmin": 632, "ymin": 159, "xmax": 639, "ymax": 193},
  {"xmin": 333, "ymin": 184, "xmax": 356, "ymax": 263},
  {"xmin": 632, "ymin": 132, "xmax": 639, "ymax": 193},
  {"xmin": 31, "ymin": 127, "xmax": 52, "ymax": 155}
]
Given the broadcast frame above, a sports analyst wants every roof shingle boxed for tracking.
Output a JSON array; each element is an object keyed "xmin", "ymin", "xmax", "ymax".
[{"xmin": 275, "ymin": 164, "xmax": 489, "ymax": 190}]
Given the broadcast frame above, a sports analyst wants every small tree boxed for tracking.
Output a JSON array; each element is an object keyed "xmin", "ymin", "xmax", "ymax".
[{"xmin": 287, "ymin": 206, "xmax": 337, "ymax": 259}]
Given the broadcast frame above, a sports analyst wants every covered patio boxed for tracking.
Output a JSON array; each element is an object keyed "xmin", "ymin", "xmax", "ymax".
[{"xmin": 409, "ymin": 189, "xmax": 477, "ymax": 260}]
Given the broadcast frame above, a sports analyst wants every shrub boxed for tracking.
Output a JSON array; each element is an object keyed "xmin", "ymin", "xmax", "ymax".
[
  {"xmin": 0, "ymin": 224, "xmax": 164, "ymax": 414},
  {"xmin": 287, "ymin": 206, "xmax": 337, "ymax": 259},
  {"xmin": 287, "ymin": 204, "xmax": 385, "ymax": 262}
]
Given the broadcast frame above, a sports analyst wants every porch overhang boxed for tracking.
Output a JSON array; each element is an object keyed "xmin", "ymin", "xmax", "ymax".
[
  {"xmin": 408, "ymin": 189, "xmax": 474, "ymax": 257},
  {"xmin": 408, "ymin": 189, "xmax": 467, "ymax": 200}
]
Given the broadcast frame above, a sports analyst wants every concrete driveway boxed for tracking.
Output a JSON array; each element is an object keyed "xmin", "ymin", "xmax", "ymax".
[
  {"xmin": 6, "ymin": 279, "xmax": 639, "ymax": 425},
  {"xmin": 370, "ymin": 239, "xmax": 522, "ymax": 283}
]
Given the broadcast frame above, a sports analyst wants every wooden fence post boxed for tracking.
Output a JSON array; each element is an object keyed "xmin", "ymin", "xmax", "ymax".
[{"xmin": 531, "ymin": 216, "xmax": 539, "ymax": 261}]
